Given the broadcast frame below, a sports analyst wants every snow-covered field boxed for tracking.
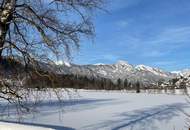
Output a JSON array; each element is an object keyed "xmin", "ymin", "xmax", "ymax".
[
  {"xmin": 1, "ymin": 90, "xmax": 190, "ymax": 130},
  {"xmin": 0, "ymin": 121, "xmax": 54, "ymax": 130}
]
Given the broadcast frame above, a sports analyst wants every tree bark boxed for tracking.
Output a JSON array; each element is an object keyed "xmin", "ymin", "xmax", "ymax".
[
  {"xmin": 0, "ymin": 0, "xmax": 16, "ymax": 61},
  {"xmin": 0, "ymin": 24, "xmax": 8, "ymax": 61}
]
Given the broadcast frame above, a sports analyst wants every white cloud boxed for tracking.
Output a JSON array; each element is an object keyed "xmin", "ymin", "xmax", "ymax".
[{"xmin": 116, "ymin": 20, "xmax": 129, "ymax": 28}]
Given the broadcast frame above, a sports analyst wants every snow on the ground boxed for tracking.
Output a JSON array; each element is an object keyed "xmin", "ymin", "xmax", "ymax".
[
  {"xmin": 1, "ymin": 90, "xmax": 190, "ymax": 130},
  {"xmin": 0, "ymin": 121, "xmax": 54, "ymax": 130}
]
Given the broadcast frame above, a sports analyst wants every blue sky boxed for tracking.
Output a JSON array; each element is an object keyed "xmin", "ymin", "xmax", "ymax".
[{"xmin": 72, "ymin": 0, "xmax": 190, "ymax": 71}]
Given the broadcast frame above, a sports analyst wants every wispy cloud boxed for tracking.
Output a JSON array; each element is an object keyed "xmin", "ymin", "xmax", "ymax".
[
  {"xmin": 150, "ymin": 61, "xmax": 176, "ymax": 66},
  {"xmin": 106, "ymin": 0, "xmax": 141, "ymax": 11},
  {"xmin": 118, "ymin": 26, "xmax": 190, "ymax": 58},
  {"xmin": 73, "ymin": 52, "xmax": 121, "ymax": 65},
  {"xmin": 141, "ymin": 50, "xmax": 169, "ymax": 57},
  {"xmin": 147, "ymin": 61, "xmax": 176, "ymax": 71},
  {"xmin": 102, "ymin": 54, "xmax": 120, "ymax": 62},
  {"xmin": 116, "ymin": 20, "xmax": 129, "ymax": 28},
  {"xmin": 150, "ymin": 26, "xmax": 190, "ymax": 45}
]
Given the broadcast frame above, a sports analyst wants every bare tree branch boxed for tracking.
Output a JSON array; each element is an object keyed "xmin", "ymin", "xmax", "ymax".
[{"xmin": 0, "ymin": 0, "xmax": 104, "ymax": 113}]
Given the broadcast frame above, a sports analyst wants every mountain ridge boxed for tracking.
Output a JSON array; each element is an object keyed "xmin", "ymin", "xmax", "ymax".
[{"xmin": 55, "ymin": 60, "xmax": 178, "ymax": 85}]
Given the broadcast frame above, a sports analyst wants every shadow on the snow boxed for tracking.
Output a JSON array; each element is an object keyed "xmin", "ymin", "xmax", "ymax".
[
  {"xmin": 0, "ymin": 98, "xmax": 116, "ymax": 125},
  {"xmin": 0, "ymin": 98, "xmax": 115, "ymax": 115},
  {"xmin": 0, "ymin": 98, "xmax": 116, "ymax": 129},
  {"xmin": 83, "ymin": 102, "xmax": 189, "ymax": 130},
  {"xmin": 0, "ymin": 120, "xmax": 75, "ymax": 130},
  {"xmin": 0, "ymin": 98, "xmax": 114, "ymax": 108},
  {"xmin": 39, "ymin": 98, "xmax": 114, "ymax": 108}
]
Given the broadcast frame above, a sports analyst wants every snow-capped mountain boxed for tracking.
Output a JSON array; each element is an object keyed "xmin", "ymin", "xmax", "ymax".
[
  {"xmin": 171, "ymin": 71, "xmax": 182, "ymax": 76},
  {"xmin": 135, "ymin": 65, "xmax": 171, "ymax": 77},
  {"xmin": 180, "ymin": 69, "xmax": 190, "ymax": 77},
  {"xmin": 55, "ymin": 60, "xmax": 176, "ymax": 84},
  {"xmin": 171, "ymin": 69, "xmax": 190, "ymax": 77},
  {"xmin": 94, "ymin": 63, "xmax": 105, "ymax": 65},
  {"xmin": 159, "ymin": 69, "xmax": 190, "ymax": 88}
]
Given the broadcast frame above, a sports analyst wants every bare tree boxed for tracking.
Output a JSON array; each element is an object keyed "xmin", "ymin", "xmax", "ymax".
[
  {"xmin": 0, "ymin": 0, "xmax": 103, "ymax": 62},
  {"xmin": 0, "ymin": 0, "xmax": 103, "ymax": 113}
]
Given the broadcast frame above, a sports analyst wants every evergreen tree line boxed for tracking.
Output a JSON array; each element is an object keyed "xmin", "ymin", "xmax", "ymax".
[{"xmin": 26, "ymin": 73, "xmax": 142, "ymax": 92}]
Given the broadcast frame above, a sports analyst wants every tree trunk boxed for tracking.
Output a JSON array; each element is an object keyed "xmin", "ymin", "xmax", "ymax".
[
  {"xmin": 0, "ymin": 0, "xmax": 16, "ymax": 61},
  {"xmin": 0, "ymin": 24, "xmax": 8, "ymax": 61}
]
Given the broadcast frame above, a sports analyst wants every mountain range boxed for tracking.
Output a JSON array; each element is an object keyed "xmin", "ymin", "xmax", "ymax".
[{"xmin": 53, "ymin": 60, "xmax": 188, "ymax": 85}]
